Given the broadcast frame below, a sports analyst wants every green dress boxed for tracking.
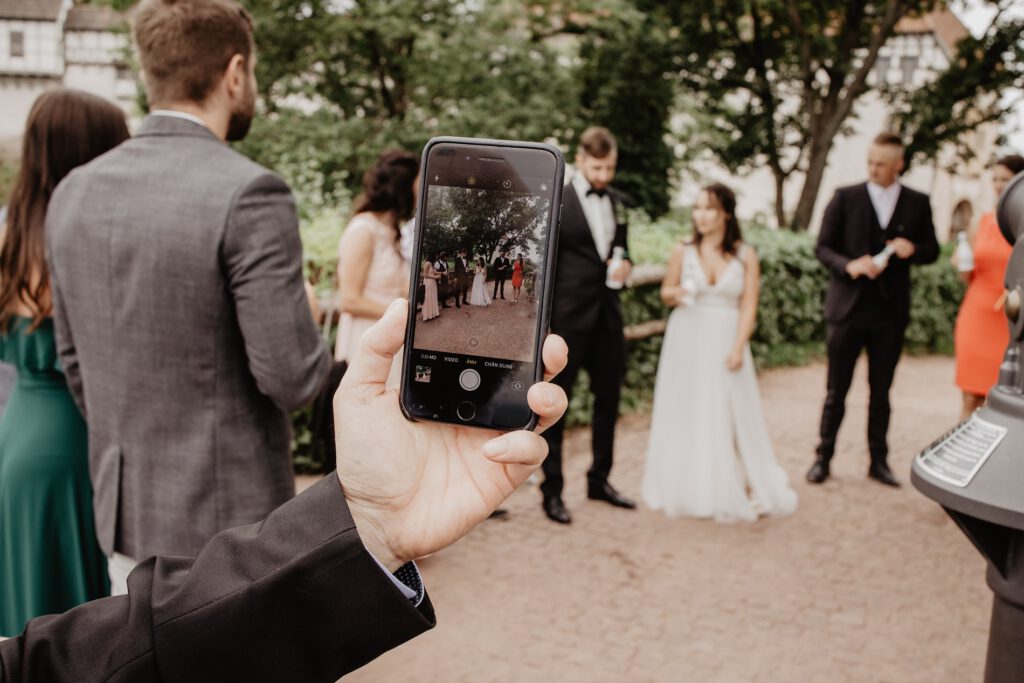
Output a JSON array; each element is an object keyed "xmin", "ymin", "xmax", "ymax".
[{"xmin": 0, "ymin": 316, "xmax": 108, "ymax": 636}]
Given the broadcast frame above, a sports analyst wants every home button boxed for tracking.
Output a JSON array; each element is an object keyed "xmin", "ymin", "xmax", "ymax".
[{"xmin": 456, "ymin": 401, "xmax": 476, "ymax": 422}]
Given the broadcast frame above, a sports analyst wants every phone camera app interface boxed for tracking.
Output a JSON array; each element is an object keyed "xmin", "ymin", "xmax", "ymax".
[{"xmin": 409, "ymin": 144, "xmax": 555, "ymax": 428}]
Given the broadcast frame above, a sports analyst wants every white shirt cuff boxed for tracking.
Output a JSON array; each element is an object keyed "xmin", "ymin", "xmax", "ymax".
[{"xmin": 367, "ymin": 550, "xmax": 424, "ymax": 606}]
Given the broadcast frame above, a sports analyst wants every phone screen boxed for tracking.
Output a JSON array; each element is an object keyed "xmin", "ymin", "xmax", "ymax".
[{"xmin": 402, "ymin": 140, "xmax": 563, "ymax": 430}]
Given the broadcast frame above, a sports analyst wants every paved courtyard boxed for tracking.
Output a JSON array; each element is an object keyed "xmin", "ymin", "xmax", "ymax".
[
  {"xmin": 413, "ymin": 292, "xmax": 539, "ymax": 361},
  {"xmin": 319, "ymin": 355, "xmax": 993, "ymax": 682}
]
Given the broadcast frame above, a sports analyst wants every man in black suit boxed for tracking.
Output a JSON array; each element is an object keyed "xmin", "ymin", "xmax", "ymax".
[
  {"xmin": 540, "ymin": 126, "xmax": 635, "ymax": 524},
  {"xmin": 0, "ymin": 300, "xmax": 571, "ymax": 681},
  {"xmin": 455, "ymin": 248, "xmax": 471, "ymax": 305},
  {"xmin": 492, "ymin": 250, "xmax": 511, "ymax": 299},
  {"xmin": 434, "ymin": 251, "xmax": 454, "ymax": 308},
  {"xmin": 808, "ymin": 132, "xmax": 939, "ymax": 487}
]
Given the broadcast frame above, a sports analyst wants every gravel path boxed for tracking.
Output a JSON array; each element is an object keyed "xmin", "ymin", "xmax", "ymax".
[
  {"xmin": 412, "ymin": 290, "xmax": 539, "ymax": 361},
  {"xmin": 310, "ymin": 355, "xmax": 992, "ymax": 682}
]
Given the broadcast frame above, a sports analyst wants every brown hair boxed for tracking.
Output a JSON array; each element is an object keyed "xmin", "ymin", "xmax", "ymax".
[
  {"xmin": 692, "ymin": 183, "xmax": 743, "ymax": 256},
  {"xmin": 133, "ymin": 0, "xmax": 254, "ymax": 106},
  {"xmin": 1, "ymin": 89, "xmax": 129, "ymax": 330},
  {"xmin": 873, "ymin": 132, "xmax": 904, "ymax": 148},
  {"xmin": 995, "ymin": 154, "xmax": 1024, "ymax": 176},
  {"xmin": 352, "ymin": 149, "xmax": 419, "ymax": 246},
  {"xmin": 579, "ymin": 126, "xmax": 617, "ymax": 159}
]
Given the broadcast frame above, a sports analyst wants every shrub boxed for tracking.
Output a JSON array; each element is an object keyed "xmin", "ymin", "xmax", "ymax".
[
  {"xmin": 565, "ymin": 224, "xmax": 964, "ymax": 428},
  {"xmin": 293, "ymin": 211, "xmax": 965, "ymax": 464}
]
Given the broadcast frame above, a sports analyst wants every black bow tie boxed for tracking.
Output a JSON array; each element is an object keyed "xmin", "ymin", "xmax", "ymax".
[{"xmin": 586, "ymin": 187, "xmax": 607, "ymax": 198}]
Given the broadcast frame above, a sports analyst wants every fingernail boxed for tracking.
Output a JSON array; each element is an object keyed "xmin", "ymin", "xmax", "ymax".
[
  {"xmin": 483, "ymin": 437, "xmax": 510, "ymax": 458},
  {"xmin": 541, "ymin": 385, "xmax": 558, "ymax": 408}
]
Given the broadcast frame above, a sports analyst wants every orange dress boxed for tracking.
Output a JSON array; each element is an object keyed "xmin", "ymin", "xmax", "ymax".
[
  {"xmin": 954, "ymin": 212, "xmax": 1012, "ymax": 395},
  {"xmin": 511, "ymin": 260, "xmax": 524, "ymax": 288}
]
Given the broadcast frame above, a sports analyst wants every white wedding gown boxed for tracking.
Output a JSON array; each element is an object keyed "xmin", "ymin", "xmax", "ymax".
[
  {"xmin": 470, "ymin": 269, "xmax": 492, "ymax": 306},
  {"xmin": 642, "ymin": 244, "xmax": 797, "ymax": 523}
]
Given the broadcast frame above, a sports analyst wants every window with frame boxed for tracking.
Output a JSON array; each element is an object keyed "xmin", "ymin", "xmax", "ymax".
[{"xmin": 10, "ymin": 30, "xmax": 25, "ymax": 58}]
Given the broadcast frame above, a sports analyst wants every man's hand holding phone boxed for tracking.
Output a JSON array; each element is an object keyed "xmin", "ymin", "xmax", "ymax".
[{"xmin": 336, "ymin": 299, "xmax": 569, "ymax": 572}]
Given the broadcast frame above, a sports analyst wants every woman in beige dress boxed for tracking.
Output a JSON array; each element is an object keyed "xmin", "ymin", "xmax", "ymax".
[
  {"xmin": 421, "ymin": 256, "xmax": 441, "ymax": 321},
  {"xmin": 335, "ymin": 151, "xmax": 419, "ymax": 379}
]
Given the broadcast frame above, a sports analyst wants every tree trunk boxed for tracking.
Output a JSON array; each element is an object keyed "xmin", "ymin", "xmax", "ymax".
[
  {"xmin": 772, "ymin": 169, "xmax": 787, "ymax": 229},
  {"xmin": 790, "ymin": 140, "xmax": 833, "ymax": 232}
]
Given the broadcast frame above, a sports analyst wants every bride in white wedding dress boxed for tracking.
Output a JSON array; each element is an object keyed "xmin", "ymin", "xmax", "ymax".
[
  {"xmin": 642, "ymin": 183, "xmax": 797, "ymax": 523},
  {"xmin": 469, "ymin": 257, "xmax": 492, "ymax": 306}
]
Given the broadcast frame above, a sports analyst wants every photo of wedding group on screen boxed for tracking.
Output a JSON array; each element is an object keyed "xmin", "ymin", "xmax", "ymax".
[{"xmin": 413, "ymin": 184, "xmax": 550, "ymax": 362}]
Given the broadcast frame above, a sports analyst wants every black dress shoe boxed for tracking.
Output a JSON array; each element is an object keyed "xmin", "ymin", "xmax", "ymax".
[
  {"xmin": 587, "ymin": 481, "xmax": 636, "ymax": 509},
  {"xmin": 543, "ymin": 496, "xmax": 571, "ymax": 524},
  {"xmin": 488, "ymin": 508, "xmax": 509, "ymax": 519},
  {"xmin": 806, "ymin": 460, "xmax": 830, "ymax": 484},
  {"xmin": 868, "ymin": 463, "xmax": 901, "ymax": 487}
]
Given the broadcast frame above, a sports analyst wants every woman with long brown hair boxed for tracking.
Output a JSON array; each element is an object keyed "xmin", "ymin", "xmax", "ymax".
[
  {"xmin": 334, "ymin": 150, "xmax": 419, "ymax": 384},
  {"xmin": 0, "ymin": 89, "xmax": 129, "ymax": 636},
  {"xmin": 642, "ymin": 183, "xmax": 796, "ymax": 523}
]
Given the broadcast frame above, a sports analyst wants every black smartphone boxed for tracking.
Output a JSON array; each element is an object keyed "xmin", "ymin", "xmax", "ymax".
[{"xmin": 401, "ymin": 136, "xmax": 564, "ymax": 431}]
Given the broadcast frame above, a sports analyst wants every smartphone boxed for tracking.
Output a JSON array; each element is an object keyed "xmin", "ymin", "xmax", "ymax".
[{"xmin": 400, "ymin": 136, "xmax": 564, "ymax": 431}]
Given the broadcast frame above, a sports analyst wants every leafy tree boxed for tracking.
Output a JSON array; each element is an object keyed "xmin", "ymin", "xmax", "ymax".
[
  {"xmin": 576, "ymin": 7, "xmax": 677, "ymax": 216},
  {"xmin": 650, "ymin": 0, "xmax": 1024, "ymax": 231},
  {"xmin": 235, "ymin": 0, "xmax": 583, "ymax": 209},
  {"xmin": 421, "ymin": 186, "xmax": 548, "ymax": 267},
  {"xmin": 653, "ymin": 0, "xmax": 938, "ymax": 230},
  {"xmin": 892, "ymin": 4, "xmax": 1024, "ymax": 168}
]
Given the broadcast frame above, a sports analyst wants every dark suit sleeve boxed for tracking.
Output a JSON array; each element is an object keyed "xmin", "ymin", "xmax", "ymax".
[
  {"xmin": 815, "ymin": 189, "xmax": 852, "ymax": 277},
  {"xmin": 44, "ymin": 237, "xmax": 85, "ymax": 416},
  {"xmin": 910, "ymin": 194, "xmax": 939, "ymax": 265},
  {"xmin": 0, "ymin": 475, "xmax": 435, "ymax": 683},
  {"xmin": 222, "ymin": 172, "xmax": 331, "ymax": 411}
]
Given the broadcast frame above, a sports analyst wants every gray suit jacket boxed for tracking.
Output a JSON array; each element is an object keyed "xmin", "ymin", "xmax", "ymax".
[{"xmin": 45, "ymin": 114, "xmax": 332, "ymax": 559}]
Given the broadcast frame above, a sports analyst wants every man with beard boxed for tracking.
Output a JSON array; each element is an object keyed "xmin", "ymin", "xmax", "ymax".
[{"xmin": 45, "ymin": 0, "xmax": 332, "ymax": 594}]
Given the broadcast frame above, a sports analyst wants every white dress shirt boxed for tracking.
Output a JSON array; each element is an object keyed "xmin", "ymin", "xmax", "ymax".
[
  {"xmin": 866, "ymin": 181, "xmax": 902, "ymax": 230},
  {"xmin": 572, "ymin": 172, "xmax": 616, "ymax": 260}
]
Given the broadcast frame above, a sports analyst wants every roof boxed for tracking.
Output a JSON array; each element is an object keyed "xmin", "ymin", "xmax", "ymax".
[
  {"xmin": 65, "ymin": 4, "xmax": 125, "ymax": 31},
  {"xmin": 896, "ymin": 9, "xmax": 971, "ymax": 57},
  {"xmin": 0, "ymin": 0, "xmax": 65, "ymax": 21}
]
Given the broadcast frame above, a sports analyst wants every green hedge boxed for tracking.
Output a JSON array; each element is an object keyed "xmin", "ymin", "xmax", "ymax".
[
  {"xmin": 563, "ymin": 226, "xmax": 964, "ymax": 427},
  {"xmin": 292, "ymin": 214, "xmax": 965, "ymax": 467}
]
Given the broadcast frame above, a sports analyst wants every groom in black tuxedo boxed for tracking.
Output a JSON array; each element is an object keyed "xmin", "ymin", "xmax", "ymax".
[
  {"xmin": 808, "ymin": 132, "xmax": 939, "ymax": 487},
  {"xmin": 492, "ymin": 251, "xmax": 511, "ymax": 299},
  {"xmin": 540, "ymin": 126, "xmax": 635, "ymax": 524}
]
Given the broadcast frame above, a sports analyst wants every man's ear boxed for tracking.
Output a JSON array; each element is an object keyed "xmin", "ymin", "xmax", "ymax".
[{"xmin": 224, "ymin": 53, "xmax": 247, "ymax": 99}]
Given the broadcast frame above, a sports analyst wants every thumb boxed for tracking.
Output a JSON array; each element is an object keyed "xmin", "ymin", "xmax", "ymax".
[{"xmin": 342, "ymin": 298, "xmax": 408, "ymax": 392}]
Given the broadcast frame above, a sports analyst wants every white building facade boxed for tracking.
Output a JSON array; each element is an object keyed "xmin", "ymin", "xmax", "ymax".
[{"xmin": 0, "ymin": 0, "xmax": 135, "ymax": 148}]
